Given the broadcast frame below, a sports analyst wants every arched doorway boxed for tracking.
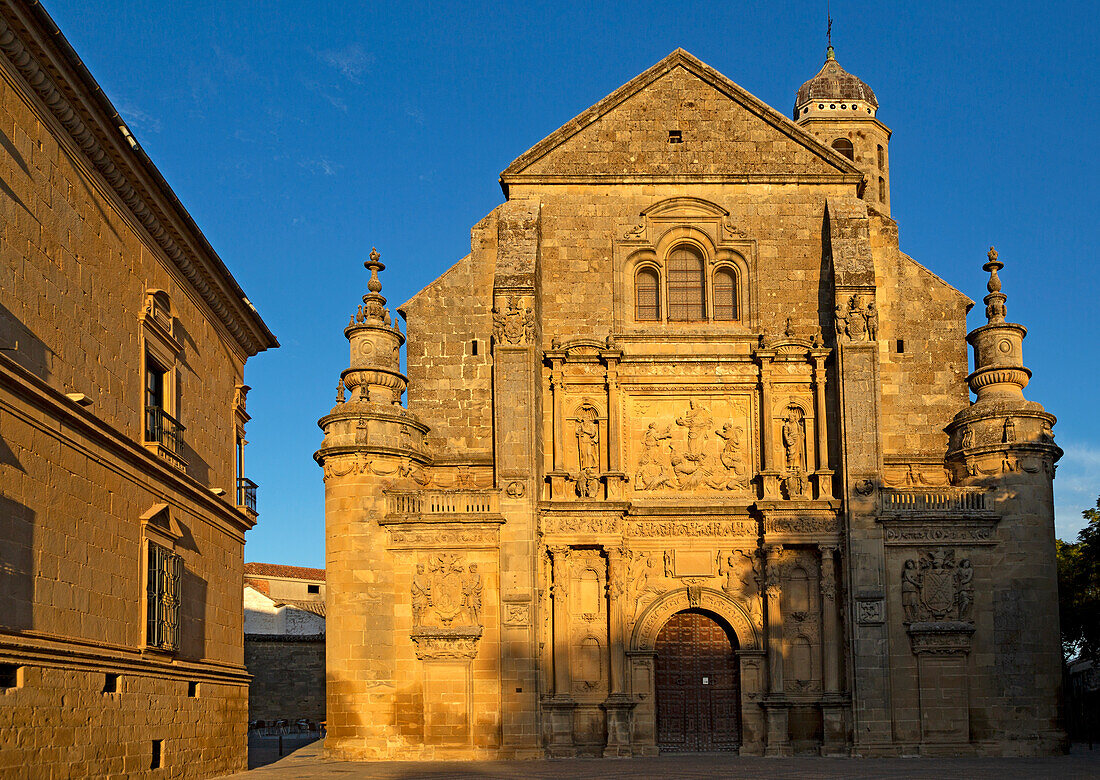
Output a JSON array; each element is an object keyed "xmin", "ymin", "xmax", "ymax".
[{"xmin": 655, "ymin": 609, "xmax": 740, "ymax": 752}]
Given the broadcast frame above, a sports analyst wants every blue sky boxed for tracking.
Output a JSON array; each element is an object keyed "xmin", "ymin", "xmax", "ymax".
[{"xmin": 44, "ymin": 1, "xmax": 1099, "ymax": 566}]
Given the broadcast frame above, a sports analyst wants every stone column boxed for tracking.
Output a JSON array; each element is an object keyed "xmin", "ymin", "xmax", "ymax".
[
  {"xmin": 546, "ymin": 545, "xmax": 576, "ymax": 756},
  {"xmin": 818, "ymin": 544, "xmax": 846, "ymax": 754},
  {"xmin": 757, "ymin": 352, "xmax": 781, "ymax": 498},
  {"xmin": 812, "ymin": 356, "xmax": 834, "ymax": 499},
  {"xmin": 601, "ymin": 546, "xmax": 635, "ymax": 756},
  {"xmin": 763, "ymin": 543, "xmax": 790, "ymax": 755}
]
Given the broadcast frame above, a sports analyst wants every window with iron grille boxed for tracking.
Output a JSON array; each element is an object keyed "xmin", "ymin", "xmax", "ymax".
[
  {"xmin": 635, "ymin": 267, "xmax": 660, "ymax": 320},
  {"xmin": 666, "ymin": 245, "xmax": 705, "ymax": 321},
  {"xmin": 147, "ymin": 542, "xmax": 181, "ymax": 651},
  {"xmin": 713, "ymin": 267, "xmax": 737, "ymax": 321}
]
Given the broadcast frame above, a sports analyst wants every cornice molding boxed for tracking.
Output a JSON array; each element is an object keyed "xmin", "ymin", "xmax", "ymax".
[{"xmin": 0, "ymin": 6, "xmax": 275, "ymax": 356}]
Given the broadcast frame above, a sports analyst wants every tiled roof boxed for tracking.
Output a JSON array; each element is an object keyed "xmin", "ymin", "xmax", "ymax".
[
  {"xmin": 275, "ymin": 599, "xmax": 327, "ymax": 618},
  {"xmin": 243, "ymin": 562, "xmax": 326, "ymax": 581},
  {"xmin": 243, "ymin": 577, "xmax": 270, "ymax": 595}
]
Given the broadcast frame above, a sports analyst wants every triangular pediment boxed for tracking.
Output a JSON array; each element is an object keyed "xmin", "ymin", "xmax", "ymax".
[{"xmin": 501, "ymin": 49, "xmax": 861, "ymax": 189}]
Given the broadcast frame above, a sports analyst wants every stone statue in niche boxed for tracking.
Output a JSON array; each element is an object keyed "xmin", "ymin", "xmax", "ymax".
[
  {"xmin": 834, "ymin": 303, "xmax": 849, "ymax": 339},
  {"xmin": 663, "ymin": 550, "xmax": 673, "ymax": 578},
  {"xmin": 783, "ymin": 407, "xmax": 807, "ymax": 473},
  {"xmin": 573, "ymin": 403, "xmax": 601, "ymax": 497},
  {"xmin": 635, "ymin": 422, "xmax": 673, "ymax": 490},
  {"xmin": 900, "ymin": 550, "xmax": 974, "ymax": 624},
  {"xmin": 492, "ymin": 296, "xmax": 534, "ymax": 346},
  {"xmin": 782, "ymin": 406, "xmax": 808, "ymax": 499}
]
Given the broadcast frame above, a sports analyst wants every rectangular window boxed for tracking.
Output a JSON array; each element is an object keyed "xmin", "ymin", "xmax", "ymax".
[
  {"xmin": 151, "ymin": 739, "xmax": 163, "ymax": 770},
  {"xmin": 147, "ymin": 542, "xmax": 182, "ymax": 652},
  {"xmin": 307, "ymin": 584, "xmax": 320, "ymax": 595},
  {"xmin": 187, "ymin": 681, "xmax": 199, "ymax": 698},
  {"xmin": 102, "ymin": 673, "xmax": 119, "ymax": 694}
]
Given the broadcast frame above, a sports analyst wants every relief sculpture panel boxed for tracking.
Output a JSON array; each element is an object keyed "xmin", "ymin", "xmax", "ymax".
[{"xmin": 629, "ymin": 395, "xmax": 756, "ymax": 495}]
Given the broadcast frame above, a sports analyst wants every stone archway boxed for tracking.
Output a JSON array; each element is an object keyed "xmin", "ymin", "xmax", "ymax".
[{"xmin": 627, "ymin": 587, "xmax": 766, "ymax": 755}]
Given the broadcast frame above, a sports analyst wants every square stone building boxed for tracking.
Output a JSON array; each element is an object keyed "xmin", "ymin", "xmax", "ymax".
[
  {"xmin": 316, "ymin": 48, "xmax": 1064, "ymax": 758},
  {"xmin": 0, "ymin": 0, "xmax": 276, "ymax": 776}
]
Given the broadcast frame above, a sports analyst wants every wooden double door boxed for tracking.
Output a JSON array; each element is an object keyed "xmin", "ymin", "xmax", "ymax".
[{"xmin": 655, "ymin": 610, "xmax": 741, "ymax": 752}]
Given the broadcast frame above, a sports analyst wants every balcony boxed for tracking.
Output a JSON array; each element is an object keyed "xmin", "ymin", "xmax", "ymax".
[
  {"xmin": 879, "ymin": 487, "xmax": 992, "ymax": 516},
  {"xmin": 386, "ymin": 490, "xmax": 500, "ymax": 517},
  {"xmin": 237, "ymin": 477, "xmax": 258, "ymax": 514},
  {"xmin": 144, "ymin": 406, "xmax": 186, "ymax": 472}
]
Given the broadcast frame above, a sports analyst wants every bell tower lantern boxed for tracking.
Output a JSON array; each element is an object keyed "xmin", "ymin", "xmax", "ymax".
[{"xmin": 795, "ymin": 46, "xmax": 893, "ymax": 216}]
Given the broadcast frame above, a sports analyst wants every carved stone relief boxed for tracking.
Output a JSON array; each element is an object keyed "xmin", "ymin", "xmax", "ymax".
[
  {"xmin": 835, "ymin": 294, "xmax": 878, "ymax": 342},
  {"xmin": 632, "ymin": 399, "xmax": 754, "ymax": 494},
  {"xmin": 410, "ymin": 553, "xmax": 484, "ymax": 629},
  {"xmin": 492, "ymin": 295, "xmax": 535, "ymax": 346},
  {"xmin": 900, "ymin": 549, "xmax": 974, "ymax": 624}
]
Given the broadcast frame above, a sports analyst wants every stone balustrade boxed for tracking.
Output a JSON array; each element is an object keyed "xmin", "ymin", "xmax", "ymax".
[{"xmin": 879, "ymin": 487, "xmax": 991, "ymax": 515}]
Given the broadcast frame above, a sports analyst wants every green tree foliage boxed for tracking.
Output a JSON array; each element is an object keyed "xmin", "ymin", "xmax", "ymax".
[{"xmin": 1058, "ymin": 496, "xmax": 1100, "ymax": 662}]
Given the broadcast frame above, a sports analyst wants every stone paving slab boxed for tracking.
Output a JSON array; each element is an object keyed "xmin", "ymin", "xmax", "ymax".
[{"xmin": 224, "ymin": 740, "xmax": 1100, "ymax": 780}]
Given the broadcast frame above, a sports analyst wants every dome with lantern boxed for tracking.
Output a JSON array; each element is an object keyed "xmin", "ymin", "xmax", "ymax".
[{"xmin": 795, "ymin": 46, "xmax": 879, "ymax": 120}]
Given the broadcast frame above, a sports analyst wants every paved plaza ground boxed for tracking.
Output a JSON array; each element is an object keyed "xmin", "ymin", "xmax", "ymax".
[{"xmin": 227, "ymin": 739, "xmax": 1100, "ymax": 779}]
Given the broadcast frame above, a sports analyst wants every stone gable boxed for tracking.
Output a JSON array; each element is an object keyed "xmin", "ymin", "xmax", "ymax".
[{"xmin": 502, "ymin": 51, "xmax": 860, "ymax": 185}]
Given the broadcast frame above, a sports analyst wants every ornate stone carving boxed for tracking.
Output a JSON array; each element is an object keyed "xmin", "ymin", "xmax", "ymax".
[
  {"xmin": 835, "ymin": 295, "xmax": 877, "ymax": 342},
  {"xmin": 492, "ymin": 296, "xmax": 535, "ymax": 346},
  {"xmin": 388, "ymin": 526, "xmax": 498, "ymax": 547},
  {"xmin": 635, "ymin": 422, "xmax": 673, "ymax": 490},
  {"xmin": 900, "ymin": 550, "xmax": 974, "ymax": 624},
  {"xmin": 409, "ymin": 553, "xmax": 484, "ymax": 628},
  {"xmin": 854, "ymin": 479, "xmax": 875, "ymax": 496},
  {"xmin": 502, "ymin": 603, "xmax": 531, "ymax": 627},
  {"xmin": 572, "ymin": 402, "xmax": 601, "ymax": 497},
  {"xmin": 505, "ymin": 480, "xmax": 525, "ymax": 498},
  {"xmin": 856, "ymin": 598, "xmax": 885, "ymax": 625},
  {"xmin": 542, "ymin": 515, "xmax": 622, "ymax": 535},
  {"xmin": 635, "ymin": 402, "xmax": 753, "ymax": 493},
  {"xmin": 625, "ymin": 519, "xmax": 758, "ymax": 538},
  {"xmin": 410, "ymin": 627, "xmax": 484, "ymax": 660},
  {"xmin": 764, "ymin": 516, "xmax": 838, "ymax": 535},
  {"xmin": 882, "ymin": 522, "xmax": 995, "ymax": 545}
]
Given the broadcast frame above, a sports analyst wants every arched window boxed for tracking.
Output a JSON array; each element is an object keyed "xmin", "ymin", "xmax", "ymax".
[
  {"xmin": 712, "ymin": 267, "xmax": 737, "ymax": 321},
  {"xmin": 877, "ymin": 144, "xmax": 885, "ymax": 168},
  {"xmin": 878, "ymin": 176, "xmax": 886, "ymax": 202},
  {"xmin": 634, "ymin": 267, "xmax": 660, "ymax": 321},
  {"xmin": 666, "ymin": 245, "xmax": 705, "ymax": 321},
  {"xmin": 831, "ymin": 138, "xmax": 854, "ymax": 160}
]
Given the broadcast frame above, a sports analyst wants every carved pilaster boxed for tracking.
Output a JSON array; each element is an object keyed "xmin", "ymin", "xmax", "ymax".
[
  {"xmin": 764, "ymin": 544, "xmax": 784, "ymax": 694},
  {"xmin": 818, "ymin": 544, "xmax": 839, "ymax": 694},
  {"xmin": 549, "ymin": 545, "xmax": 572, "ymax": 697}
]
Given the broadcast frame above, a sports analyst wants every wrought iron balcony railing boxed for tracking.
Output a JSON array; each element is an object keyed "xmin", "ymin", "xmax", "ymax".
[
  {"xmin": 237, "ymin": 477, "xmax": 258, "ymax": 514},
  {"xmin": 144, "ymin": 406, "xmax": 186, "ymax": 471}
]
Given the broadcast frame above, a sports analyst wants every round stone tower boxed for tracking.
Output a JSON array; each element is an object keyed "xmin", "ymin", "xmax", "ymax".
[
  {"xmin": 315, "ymin": 249, "xmax": 432, "ymax": 758},
  {"xmin": 795, "ymin": 46, "xmax": 892, "ymax": 215},
  {"xmin": 944, "ymin": 247, "xmax": 1065, "ymax": 751}
]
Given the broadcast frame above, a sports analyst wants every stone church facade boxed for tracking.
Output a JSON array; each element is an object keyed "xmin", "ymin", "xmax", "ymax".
[{"xmin": 316, "ymin": 49, "xmax": 1064, "ymax": 758}]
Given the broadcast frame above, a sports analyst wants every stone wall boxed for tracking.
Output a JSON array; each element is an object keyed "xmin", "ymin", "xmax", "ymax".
[
  {"xmin": 245, "ymin": 636, "xmax": 326, "ymax": 723},
  {"xmin": 0, "ymin": 662, "xmax": 247, "ymax": 777}
]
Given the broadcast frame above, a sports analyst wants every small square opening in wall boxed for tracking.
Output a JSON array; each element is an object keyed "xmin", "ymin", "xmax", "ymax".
[
  {"xmin": 187, "ymin": 681, "xmax": 199, "ymax": 698},
  {"xmin": 668, "ymin": 129, "xmax": 682, "ymax": 144},
  {"xmin": 896, "ymin": 339, "xmax": 905, "ymax": 354},
  {"xmin": 0, "ymin": 663, "xmax": 21, "ymax": 690},
  {"xmin": 307, "ymin": 584, "xmax": 320, "ymax": 595},
  {"xmin": 151, "ymin": 739, "xmax": 163, "ymax": 770},
  {"xmin": 103, "ymin": 672, "xmax": 119, "ymax": 694}
]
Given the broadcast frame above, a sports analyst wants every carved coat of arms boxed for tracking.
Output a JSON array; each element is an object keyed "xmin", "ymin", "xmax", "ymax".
[{"xmin": 901, "ymin": 549, "xmax": 974, "ymax": 623}]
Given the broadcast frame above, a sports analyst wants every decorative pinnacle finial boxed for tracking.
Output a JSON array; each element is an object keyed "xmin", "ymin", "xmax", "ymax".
[
  {"xmin": 982, "ymin": 246, "xmax": 1007, "ymax": 324},
  {"xmin": 364, "ymin": 247, "xmax": 384, "ymax": 294}
]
